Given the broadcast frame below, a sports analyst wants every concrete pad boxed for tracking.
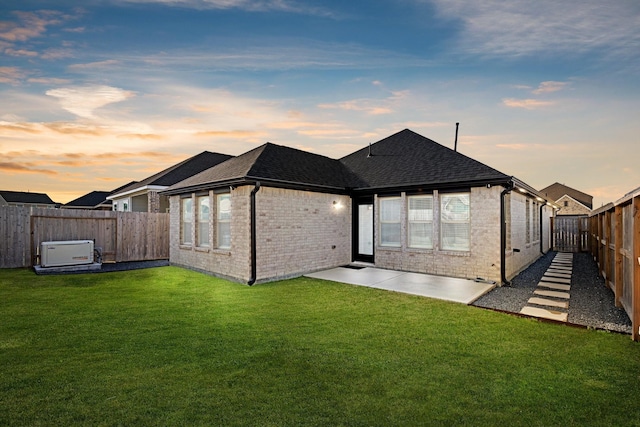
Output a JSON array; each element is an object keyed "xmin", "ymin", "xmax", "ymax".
[
  {"xmin": 305, "ymin": 267, "xmax": 494, "ymax": 304},
  {"xmin": 528, "ymin": 297, "xmax": 569, "ymax": 309},
  {"xmin": 534, "ymin": 289, "xmax": 570, "ymax": 299},
  {"xmin": 520, "ymin": 306, "xmax": 568, "ymax": 322},
  {"xmin": 541, "ymin": 276, "xmax": 571, "ymax": 284},
  {"xmin": 34, "ymin": 262, "xmax": 102, "ymax": 274},
  {"xmin": 537, "ymin": 282, "xmax": 571, "ymax": 291}
]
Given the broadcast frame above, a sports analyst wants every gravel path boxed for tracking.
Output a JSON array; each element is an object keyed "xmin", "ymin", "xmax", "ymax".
[{"xmin": 473, "ymin": 251, "xmax": 632, "ymax": 334}]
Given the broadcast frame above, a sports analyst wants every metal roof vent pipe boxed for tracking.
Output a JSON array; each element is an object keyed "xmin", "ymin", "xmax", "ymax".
[{"xmin": 454, "ymin": 122, "xmax": 459, "ymax": 152}]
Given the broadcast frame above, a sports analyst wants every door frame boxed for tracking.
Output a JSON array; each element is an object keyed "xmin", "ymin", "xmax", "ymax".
[{"xmin": 352, "ymin": 195, "xmax": 374, "ymax": 263}]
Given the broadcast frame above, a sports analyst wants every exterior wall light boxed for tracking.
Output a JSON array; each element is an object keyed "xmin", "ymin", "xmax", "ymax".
[{"xmin": 333, "ymin": 200, "xmax": 344, "ymax": 210}]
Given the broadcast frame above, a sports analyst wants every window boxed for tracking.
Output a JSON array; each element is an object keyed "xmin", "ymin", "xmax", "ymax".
[
  {"xmin": 197, "ymin": 195, "xmax": 210, "ymax": 247},
  {"xmin": 379, "ymin": 197, "xmax": 401, "ymax": 247},
  {"xmin": 217, "ymin": 193, "xmax": 231, "ymax": 249},
  {"xmin": 564, "ymin": 201, "xmax": 568, "ymax": 207},
  {"xmin": 180, "ymin": 197, "xmax": 193, "ymax": 245},
  {"xmin": 441, "ymin": 193, "xmax": 470, "ymax": 251},
  {"xmin": 526, "ymin": 199, "xmax": 531, "ymax": 244},
  {"xmin": 533, "ymin": 202, "xmax": 540, "ymax": 242},
  {"xmin": 408, "ymin": 195, "xmax": 433, "ymax": 249}
]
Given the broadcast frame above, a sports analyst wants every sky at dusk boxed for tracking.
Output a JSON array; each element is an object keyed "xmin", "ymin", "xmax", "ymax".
[{"xmin": 1, "ymin": 0, "xmax": 639, "ymax": 207}]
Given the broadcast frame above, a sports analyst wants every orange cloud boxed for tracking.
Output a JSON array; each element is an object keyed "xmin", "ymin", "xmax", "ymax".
[
  {"xmin": 318, "ymin": 100, "xmax": 393, "ymax": 115},
  {"xmin": 117, "ymin": 133, "xmax": 164, "ymax": 140},
  {"xmin": 4, "ymin": 48, "xmax": 38, "ymax": 57},
  {"xmin": 0, "ymin": 66, "xmax": 26, "ymax": 84},
  {"xmin": 502, "ymin": 98, "xmax": 555, "ymax": 109},
  {"xmin": 195, "ymin": 130, "xmax": 267, "ymax": 139},
  {"xmin": 0, "ymin": 122, "xmax": 42, "ymax": 134},
  {"xmin": 0, "ymin": 162, "xmax": 57, "ymax": 175},
  {"xmin": 532, "ymin": 81, "xmax": 567, "ymax": 95},
  {"xmin": 44, "ymin": 122, "xmax": 106, "ymax": 136}
]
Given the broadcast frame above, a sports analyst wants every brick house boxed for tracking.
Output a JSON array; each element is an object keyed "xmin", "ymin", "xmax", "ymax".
[
  {"xmin": 162, "ymin": 129, "xmax": 555, "ymax": 285},
  {"xmin": 107, "ymin": 151, "xmax": 232, "ymax": 213},
  {"xmin": 540, "ymin": 182, "xmax": 592, "ymax": 216}
]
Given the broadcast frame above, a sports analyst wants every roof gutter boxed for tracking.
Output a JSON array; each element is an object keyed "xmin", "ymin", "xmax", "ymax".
[
  {"xmin": 247, "ymin": 181, "xmax": 261, "ymax": 286},
  {"xmin": 501, "ymin": 181, "xmax": 514, "ymax": 286}
]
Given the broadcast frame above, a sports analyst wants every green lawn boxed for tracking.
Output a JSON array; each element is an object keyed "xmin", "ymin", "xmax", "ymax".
[{"xmin": 1, "ymin": 266, "xmax": 639, "ymax": 426}]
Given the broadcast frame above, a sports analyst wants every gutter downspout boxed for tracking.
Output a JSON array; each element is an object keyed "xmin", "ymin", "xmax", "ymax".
[
  {"xmin": 501, "ymin": 182, "xmax": 514, "ymax": 286},
  {"xmin": 539, "ymin": 202, "xmax": 546, "ymax": 255},
  {"xmin": 247, "ymin": 182, "xmax": 261, "ymax": 286}
]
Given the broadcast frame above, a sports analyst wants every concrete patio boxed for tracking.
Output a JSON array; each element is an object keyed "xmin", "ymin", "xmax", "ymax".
[{"xmin": 305, "ymin": 266, "xmax": 495, "ymax": 304}]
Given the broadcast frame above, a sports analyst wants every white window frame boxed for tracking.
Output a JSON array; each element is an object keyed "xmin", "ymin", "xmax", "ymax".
[
  {"xmin": 440, "ymin": 193, "xmax": 470, "ymax": 251},
  {"xmin": 216, "ymin": 193, "xmax": 231, "ymax": 249},
  {"xmin": 408, "ymin": 195, "xmax": 433, "ymax": 249},
  {"xmin": 197, "ymin": 194, "xmax": 210, "ymax": 247},
  {"xmin": 180, "ymin": 197, "xmax": 193, "ymax": 245},
  {"xmin": 379, "ymin": 197, "xmax": 402, "ymax": 247}
]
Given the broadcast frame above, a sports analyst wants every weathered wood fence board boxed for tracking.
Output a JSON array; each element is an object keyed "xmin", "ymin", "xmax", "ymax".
[
  {"xmin": 552, "ymin": 216, "xmax": 589, "ymax": 252},
  {"xmin": 589, "ymin": 190, "xmax": 640, "ymax": 341},
  {"xmin": 0, "ymin": 206, "xmax": 169, "ymax": 268}
]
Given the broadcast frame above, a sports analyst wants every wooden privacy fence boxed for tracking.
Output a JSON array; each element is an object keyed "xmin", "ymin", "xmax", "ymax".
[
  {"xmin": 588, "ymin": 188, "xmax": 640, "ymax": 341},
  {"xmin": 0, "ymin": 206, "xmax": 169, "ymax": 268},
  {"xmin": 552, "ymin": 216, "xmax": 589, "ymax": 252}
]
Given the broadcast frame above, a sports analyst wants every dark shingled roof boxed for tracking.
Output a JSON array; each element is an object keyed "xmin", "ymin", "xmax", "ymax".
[
  {"xmin": 64, "ymin": 191, "xmax": 112, "ymax": 208},
  {"xmin": 0, "ymin": 190, "xmax": 56, "ymax": 205},
  {"xmin": 540, "ymin": 182, "xmax": 593, "ymax": 209},
  {"xmin": 165, "ymin": 143, "xmax": 363, "ymax": 194},
  {"xmin": 112, "ymin": 151, "xmax": 233, "ymax": 196},
  {"xmin": 340, "ymin": 129, "xmax": 510, "ymax": 189},
  {"xmin": 163, "ymin": 129, "xmax": 515, "ymax": 195}
]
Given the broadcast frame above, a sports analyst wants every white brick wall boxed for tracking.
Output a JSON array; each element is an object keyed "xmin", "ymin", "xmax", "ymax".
[
  {"xmin": 504, "ymin": 191, "xmax": 553, "ymax": 279},
  {"xmin": 169, "ymin": 185, "xmax": 351, "ymax": 284},
  {"xmin": 254, "ymin": 187, "xmax": 351, "ymax": 282},
  {"xmin": 169, "ymin": 183, "xmax": 551, "ymax": 286},
  {"xmin": 169, "ymin": 186, "xmax": 251, "ymax": 283},
  {"xmin": 374, "ymin": 187, "xmax": 503, "ymax": 283}
]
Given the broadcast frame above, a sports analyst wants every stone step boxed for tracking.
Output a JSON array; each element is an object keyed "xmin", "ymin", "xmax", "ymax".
[
  {"xmin": 541, "ymin": 276, "xmax": 571, "ymax": 284},
  {"xmin": 547, "ymin": 267, "xmax": 572, "ymax": 273},
  {"xmin": 528, "ymin": 297, "xmax": 569, "ymax": 309},
  {"xmin": 551, "ymin": 261, "xmax": 573, "ymax": 266},
  {"xmin": 534, "ymin": 289, "xmax": 570, "ymax": 299},
  {"xmin": 544, "ymin": 272, "xmax": 572, "ymax": 280},
  {"xmin": 537, "ymin": 282, "xmax": 571, "ymax": 291},
  {"xmin": 521, "ymin": 306, "xmax": 568, "ymax": 322}
]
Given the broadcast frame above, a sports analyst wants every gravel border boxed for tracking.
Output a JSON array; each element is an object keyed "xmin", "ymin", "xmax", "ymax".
[
  {"xmin": 473, "ymin": 251, "xmax": 632, "ymax": 334},
  {"xmin": 34, "ymin": 260, "xmax": 170, "ymax": 275}
]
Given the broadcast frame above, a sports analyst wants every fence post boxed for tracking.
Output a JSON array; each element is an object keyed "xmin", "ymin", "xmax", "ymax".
[
  {"xmin": 632, "ymin": 195, "xmax": 640, "ymax": 342},
  {"xmin": 614, "ymin": 205, "xmax": 623, "ymax": 307}
]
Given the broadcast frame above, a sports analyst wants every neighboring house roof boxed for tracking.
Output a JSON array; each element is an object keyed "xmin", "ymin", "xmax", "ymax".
[
  {"xmin": 540, "ymin": 182, "xmax": 592, "ymax": 209},
  {"xmin": 164, "ymin": 143, "xmax": 363, "ymax": 194},
  {"xmin": 109, "ymin": 151, "xmax": 233, "ymax": 199},
  {"xmin": 340, "ymin": 129, "xmax": 511, "ymax": 190},
  {"xmin": 0, "ymin": 190, "xmax": 56, "ymax": 205},
  {"xmin": 63, "ymin": 191, "xmax": 112, "ymax": 209}
]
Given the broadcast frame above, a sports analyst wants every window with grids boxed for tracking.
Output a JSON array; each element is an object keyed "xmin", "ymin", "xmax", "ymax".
[
  {"xmin": 180, "ymin": 197, "xmax": 193, "ymax": 245},
  {"xmin": 217, "ymin": 193, "xmax": 231, "ymax": 249},
  {"xmin": 197, "ymin": 195, "xmax": 210, "ymax": 247},
  {"xmin": 408, "ymin": 195, "xmax": 433, "ymax": 249},
  {"xmin": 440, "ymin": 193, "xmax": 470, "ymax": 251},
  {"xmin": 379, "ymin": 197, "xmax": 401, "ymax": 247}
]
